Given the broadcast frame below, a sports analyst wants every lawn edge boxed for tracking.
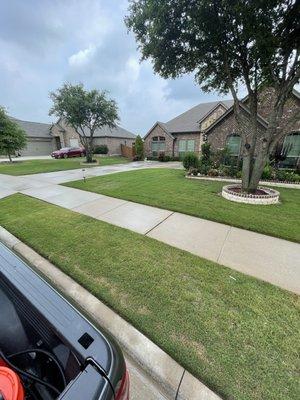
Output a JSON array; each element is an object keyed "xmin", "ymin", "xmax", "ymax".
[
  {"xmin": 0, "ymin": 226, "xmax": 221, "ymax": 400},
  {"xmin": 62, "ymin": 175, "xmax": 300, "ymax": 244}
]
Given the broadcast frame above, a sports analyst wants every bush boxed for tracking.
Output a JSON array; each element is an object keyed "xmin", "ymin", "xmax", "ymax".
[
  {"xmin": 207, "ymin": 168, "xmax": 219, "ymax": 177},
  {"xmin": 201, "ymin": 143, "xmax": 212, "ymax": 164},
  {"xmin": 212, "ymin": 146, "xmax": 232, "ymax": 168},
  {"xmin": 188, "ymin": 167, "xmax": 199, "ymax": 176},
  {"xmin": 217, "ymin": 165, "xmax": 231, "ymax": 176},
  {"xmin": 262, "ymin": 164, "xmax": 273, "ymax": 180},
  {"xmin": 198, "ymin": 161, "xmax": 210, "ymax": 175},
  {"xmin": 276, "ymin": 170, "xmax": 300, "ymax": 183},
  {"xmin": 94, "ymin": 144, "xmax": 108, "ymax": 154},
  {"xmin": 182, "ymin": 152, "xmax": 199, "ymax": 170},
  {"xmin": 135, "ymin": 135, "xmax": 144, "ymax": 160},
  {"xmin": 158, "ymin": 152, "xmax": 166, "ymax": 162}
]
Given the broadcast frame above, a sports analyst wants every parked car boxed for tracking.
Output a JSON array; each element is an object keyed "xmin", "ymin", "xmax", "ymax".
[
  {"xmin": 0, "ymin": 243, "xmax": 129, "ymax": 400},
  {"xmin": 51, "ymin": 147, "xmax": 85, "ymax": 159}
]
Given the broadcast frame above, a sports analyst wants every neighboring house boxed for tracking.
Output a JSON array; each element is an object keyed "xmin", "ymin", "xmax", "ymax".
[
  {"xmin": 51, "ymin": 118, "xmax": 136, "ymax": 156},
  {"xmin": 10, "ymin": 117, "xmax": 136, "ymax": 157},
  {"xmin": 144, "ymin": 87, "xmax": 300, "ymax": 168},
  {"xmin": 9, "ymin": 117, "xmax": 54, "ymax": 156}
]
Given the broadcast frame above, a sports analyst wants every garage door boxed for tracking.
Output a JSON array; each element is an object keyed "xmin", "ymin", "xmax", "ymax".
[{"xmin": 21, "ymin": 139, "xmax": 54, "ymax": 156}]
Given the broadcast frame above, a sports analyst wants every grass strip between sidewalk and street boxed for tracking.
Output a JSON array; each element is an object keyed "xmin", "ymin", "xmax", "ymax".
[
  {"xmin": 0, "ymin": 194, "xmax": 298, "ymax": 400},
  {"xmin": 0, "ymin": 156, "xmax": 129, "ymax": 175},
  {"xmin": 64, "ymin": 168, "xmax": 300, "ymax": 243}
]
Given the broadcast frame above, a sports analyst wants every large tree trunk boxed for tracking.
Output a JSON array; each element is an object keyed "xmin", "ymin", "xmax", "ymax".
[
  {"xmin": 8, "ymin": 153, "xmax": 12, "ymax": 163},
  {"xmin": 85, "ymin": 137, "xmax": 94, "ymax": 163}
]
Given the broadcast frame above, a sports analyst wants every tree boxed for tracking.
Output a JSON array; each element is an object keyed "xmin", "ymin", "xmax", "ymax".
[
  {"xmin": 50, "ymin": 83, "xmax": 119, "ymax": 163},
  {"xmin": 135, "ymin": 134, "xmax": 144, "ymax": 160},
  {"xmin": 0, "ymin": 107, "xmax": 27, "ymax": 162},
  {"xmin": 126, "ymin": 0, "xmax": 300, "ymax": 192}
]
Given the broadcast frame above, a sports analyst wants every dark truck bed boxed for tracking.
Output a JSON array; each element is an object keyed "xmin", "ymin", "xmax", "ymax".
[{"xmin": 0, "ymin": 242, "xmax": 127, "ymax": 399}]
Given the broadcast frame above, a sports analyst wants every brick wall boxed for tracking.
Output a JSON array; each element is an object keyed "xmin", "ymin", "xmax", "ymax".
[
  {"xmin": 207, "ymin": 109, "xmax": 265, "ymax": 155},
  {"xmin": 207, "ymin": 89, "xmax": 300, "ymax": 156},
  {"xmin": 173, "ymin": 132, "xmax": 202, "ymax": 156},
  {"xmin": 246, "ymin": 87, "xmax": 300, "ymax": 134},
  {"xmin": 144, "ymin": 124, "xmax": 174, "ymax": 157}
]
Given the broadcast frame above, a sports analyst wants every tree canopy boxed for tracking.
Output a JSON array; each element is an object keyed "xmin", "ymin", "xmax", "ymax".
[
  {"xmin": 50, "ymin": 83, "xmax": 119, "ymax": 162},
  {"xmin": 0, "ymin": 107, "xmax": 27, "ymax": 162},
  {"xmin": 126, "ymin": 0, "xmax": 300, "ymax": 191}
]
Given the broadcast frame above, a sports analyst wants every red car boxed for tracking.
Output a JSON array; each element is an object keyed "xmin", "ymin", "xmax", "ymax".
[{"xmin": 51, "ymin": 147, "xmax": 85, "ymax": 159}]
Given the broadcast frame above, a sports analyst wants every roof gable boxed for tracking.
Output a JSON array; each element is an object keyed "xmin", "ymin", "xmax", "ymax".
[
  {"xmin": 164, "ymin": 100, "xmax": 233, "ymax": 133},
  {"xmin": 143, "ymin": 121, "xmax": 174, "ymax": 140}
]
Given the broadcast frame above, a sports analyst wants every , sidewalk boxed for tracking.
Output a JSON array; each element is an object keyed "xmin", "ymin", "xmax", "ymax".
[
  {"xmin": 0, "ymin": 162, "xmax": 299, "ymax": 295},
  {"xmin": 0, "ymin": 155, "xmax": 52, "ymax": 162}
]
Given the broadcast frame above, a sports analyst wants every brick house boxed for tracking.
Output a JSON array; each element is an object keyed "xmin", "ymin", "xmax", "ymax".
[
  {"xmin": 10, "ymin": 117, "xmax": 136, "ymax": 157},
  {"xmin": 144, "ymin": 88, "xmax": 300, "ymax": 168},
  {"xmin": 51, "ymin": 118, "xmax": 136, "ymax": 156}
]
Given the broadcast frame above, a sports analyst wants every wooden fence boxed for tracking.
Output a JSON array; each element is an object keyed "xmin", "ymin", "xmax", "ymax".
[{"xmin": 121, "ymin": 143, "xmax": 135, "ymax": 159}]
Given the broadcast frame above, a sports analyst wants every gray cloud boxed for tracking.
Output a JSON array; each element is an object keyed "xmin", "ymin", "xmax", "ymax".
[{"xmin": 0, "ymin": 0, "xmax": 224, "ymax": 135}]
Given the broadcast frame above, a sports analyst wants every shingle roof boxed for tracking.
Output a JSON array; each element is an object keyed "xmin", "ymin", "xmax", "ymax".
[
  {"xmin": 83, "ymin": 124, "xmax": 136, "ymax": 139},
  {"xmin": 164, "ymin": 100, "xmax": 234, "ymax": 133},
  {"xmin": 9, "ymin": 117, "xmax": 52, "ymax": 138}
]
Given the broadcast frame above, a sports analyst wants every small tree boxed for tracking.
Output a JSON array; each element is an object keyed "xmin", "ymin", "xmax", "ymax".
[
  {"xmin": 50, "ymin": 83, "xmax": 119, "ymax": 163},
  {"xmin": 135, "ymin": 135, "xmax": 144, "ymax": 160},
  {"xmin": 126, "ymin": 0, "xmax": 300, "ymax": 192},
  {"xmin": 0, "ymin": 107, "xmax": 27, "ymax": 162}
]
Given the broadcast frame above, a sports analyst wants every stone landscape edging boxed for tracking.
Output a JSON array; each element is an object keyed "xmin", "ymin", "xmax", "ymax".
[
  {"xmin": 0, "ymin": 226, "xmax": 221, "ymax": 400},
  {"xmin": 186, "ymin": 174, "xmax": 300, "ymax": 189},
  {"xmin": 222, "ymin": 184, "xmax": 280, "ymax": 205}
]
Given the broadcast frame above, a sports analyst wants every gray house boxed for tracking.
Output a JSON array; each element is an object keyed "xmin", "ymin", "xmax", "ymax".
[
  {"xmin": 10, "ymin": 117, "xmax": 54, "ymax": 156},
  {"xmin": 10, "ymin": 117, "xmax": 136, "ymax": 157}
]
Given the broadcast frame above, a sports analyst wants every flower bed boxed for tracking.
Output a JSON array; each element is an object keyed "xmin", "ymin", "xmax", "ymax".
[{"xmin": 222, "ymin": 185, "xmax": 280, "ymax": 205}]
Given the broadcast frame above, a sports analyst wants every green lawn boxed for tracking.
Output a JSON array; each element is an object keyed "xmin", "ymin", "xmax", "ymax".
[
  {"xmin": 0, "ymin": 194, "xmax": 299, "ymax": 400},
  {"xmin": 64, "ymin": 168, "xmax": 300, "ymax": 243},
  {"xmin": 0, "ymin": 156, "xmax": 129, "ymax": 175}
]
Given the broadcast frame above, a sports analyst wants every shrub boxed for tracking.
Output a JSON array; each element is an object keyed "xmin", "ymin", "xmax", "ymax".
[
  {"xmin": 207, "ymin": 168, "xmax": 219, "ymax": 177},
  {"xmin": 213, "ymin": 146, "xmax": 232, "ymax": 168},
  {"xmin": 188, "ymin": 167, "xmax": 199, "ymax": 176},
  {"xmin": 201, "ymin": 142, "xmax": 212, "ymax": 165},
  {"xmin": 135, "ymin": 135, "xmax": 144, "ymax": 160},
  {"xmin": 182, "ymin": 152, "xmax": 199, "ymax": 170},
  {"xmin": 158, "ymin": 151, "xmax": 166, "ymax": 162},
  {"xmin": 94, "ymin": 144, "xmax": 108, "ymax": 154},
  {"xmin": 218, "ymin": 165, "xmax": 230, "ymax": 176},
  {"xmin": 198, "ymin": 161, "xmax": 210, "ymax": 175},
  {"xmin": 276, "ymin": 170, "xmax": 300, "ymax": 183},
  {"xmin": 262, "ymin": 164, "xmax": 273, "ymax": 180}
]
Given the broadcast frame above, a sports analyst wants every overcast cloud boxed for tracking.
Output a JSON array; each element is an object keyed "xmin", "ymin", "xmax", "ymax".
[{"xmin": 0, "ymin": 0, "xmax": 232, "ymax": 135}]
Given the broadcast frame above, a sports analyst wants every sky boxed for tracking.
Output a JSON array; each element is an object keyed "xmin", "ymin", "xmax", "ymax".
[{"xmin": 0, "ymin": 0, "xmax": 233, "ymax": 135}]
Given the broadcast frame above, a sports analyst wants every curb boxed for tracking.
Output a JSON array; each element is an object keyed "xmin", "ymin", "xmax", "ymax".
[{"xmin": 0, "ymin": 226, "xmax": 221, "ymax": 400}]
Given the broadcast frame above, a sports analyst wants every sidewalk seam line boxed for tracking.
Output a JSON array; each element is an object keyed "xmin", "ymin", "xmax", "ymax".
[
  {"xmin": 217, "ymin": 226, "xmax": 232, "ymax": 263},
  {"xmin": 144, "ymin": 211, "xmax": 175, "ymax": 236},
  {"xmin": 94, "ymin": 200, "xmax": 130, "ymax": 217}
]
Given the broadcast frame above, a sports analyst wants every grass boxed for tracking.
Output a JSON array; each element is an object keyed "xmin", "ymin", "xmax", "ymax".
[
  {"xmin": 0, "ymin": 156, "xmax": 129, "ymax": 175},
  {"xmin": 0, "ymin": 193, "xmax": 299, "ymax": 400},
  {"xmin": 64, "ymin": 168, "xmax": 300, "ymax": 243}
]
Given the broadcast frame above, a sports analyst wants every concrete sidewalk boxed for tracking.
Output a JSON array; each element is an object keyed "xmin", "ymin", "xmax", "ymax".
[{"xmin": 0, "ymin": 164, "xmax": 299, "ymax": 295}]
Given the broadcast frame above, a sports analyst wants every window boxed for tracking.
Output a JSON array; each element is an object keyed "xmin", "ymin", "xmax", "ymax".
[
  {"xmin": 282, "ymin": 133, "xmax": 300, "ymax": 167},
  {"xmin": 226, "ymin": 134, "xmax": 241, "ymax": 156},
  {"xmin": 151, "ymin": 136, "xmax": 166, "ymax": 156},
  {"xmin": 178, "ymin": 139, "xmax": 195, "ymax": 158}
]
